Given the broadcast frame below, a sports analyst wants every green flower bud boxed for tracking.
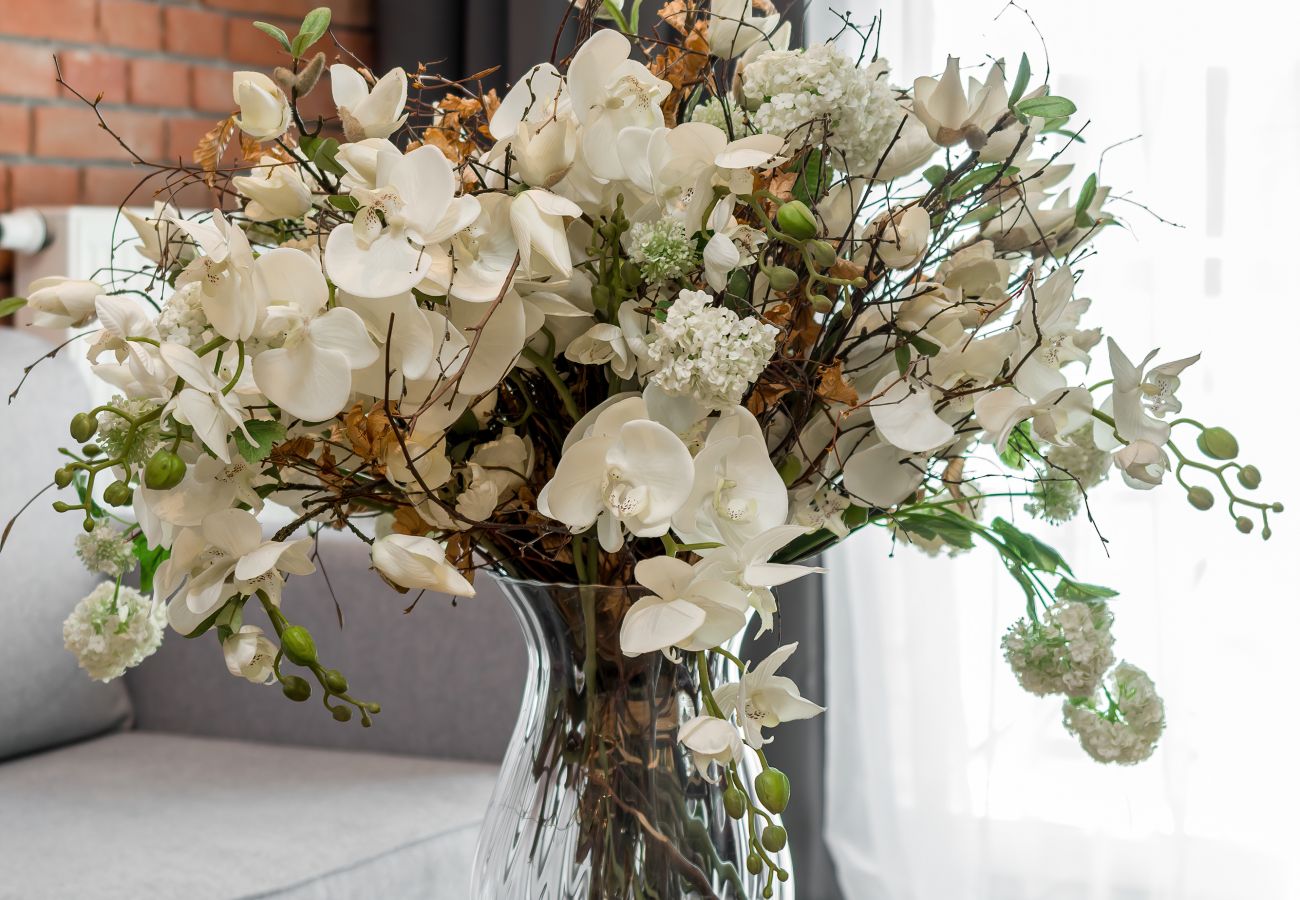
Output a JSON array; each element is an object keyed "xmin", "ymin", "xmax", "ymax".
[
  {"xmin": 103, "ymin": 481, "xmax": 134, "ymax": 508},
  {"xmin": 761, "ymin": 824, "xmax": 788, "ymax": 853},
  {"xmin": 809, "ymin": 293, "xmax": 833, "ymax": 314},
  {"xmin": 766, "ymin": 265, "xmax": 799, "ymax": 292},
  {"xmin": 746, "ymin": 854, "xmax": 763, "ymax": 875},
  {"xmin": 1263, "ymin": 526, "xmax": 1274, "ymax": 541},
  {"xmin": 363, "ymin": 701, "xmax": 382, "ymax": 714},
  {"xmin": 69, "ymin": 413, "xmax": 98, "ymax": 443},
  {"xmin": 322, "ymin": 668, "xmax": 349, "ymax": 695},
  {"xmin": 281, "ymin": 675, "xmax": 312, "ymax": 702},
  {"xmin": 54, "ymin": 466, "xmax": 75, "ymax": 488},
  {"xmin": 776, "ymin": 200, "xmax": 819, "ymax": 241},
  {"xmin": 143, "ymin": 449, "xmax": 187, "ymax": 490},
  {"xmin": 81, "ymin": 444, "xmax": 102, "ymax": 457},
  {"xmin": 778, "ymin": 870, "xmax": 790, "ymax": 883},
  {"xmin": 723, "ymin": 786, "xmax": 747, "ymax": 820},
  {"xmin": 280, "ymin": 625, "xmax": 318, "ymax": 667},
  {"xmin": 331, "ymin": 705, "xmax": 353, "ymax": 723},
  {"xmin": 1235, "ymin": 516, "xmax": 1254, "ymax": 534},
  {"xmin": 82, "ymin": 517, "xmax": 95, "ymax": 533},
  {"xmin": 763, "ymin": 888, "xmax": 774, "ymax": 899},
  {"xmin": 1237, "ymin": 465, "xmax": 1262, "ymax": 489},
  {"xmin": 807, "ymin": 239, "xmax": 837, "ymax": 269},
  {"xmin": 52, "ymin": 501, "xmax": 73, "ymax": 513},
  {"xmin": 1196, "ymin": 427, "xmax": 1239, "ymax": 460},
  {"xmin": 1272, "ymin": 502, "xmax": 1284, "ymax": 513},
  {"xmin": 1186, "ymin": 487, "xmax": 1214, "ymax": 511},
  {"xmin": 755, "ymin": 767, "xmax": 791, "ymax": 814}
]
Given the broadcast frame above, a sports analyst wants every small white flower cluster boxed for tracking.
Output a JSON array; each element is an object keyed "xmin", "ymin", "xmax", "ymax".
[
  {"xmin": 646, "ymin": 289, "xmax": 778, "ymax": 409},
  {"xmin": 156, "ymin": 281, "xmax": 215, "ymax": 350},
  {"xmin": 75, "ymin": 523, "xmax": 137, "ymax": 578},
  {"xmin": 96, "ymin": 396, "xmax": 162, "ymax": 466},
  {"xmin": 689, "ymin": 97, "xmax": 731, "ymax": 131},
  {"xmin": 1002, "ymin": 600, "xmax": 1115, "ymax": 698},
  {"xmin": 1028, "ymin": 428, "xmax": 1111, "ymax": 524},
  {"xmin": 62, "ymin": 583, "xmax": 165, "ymax": 682},
  {"xmin": 627, "ymin": 216, "xmax": 697, "ymax": 284},
  {"xmin": 1062, "ymin": 662, "xmax": 1165, "ymax": 764},
  {"xmin": 741, "ymin": 45, "xmax": 903, "ymax": 176}
]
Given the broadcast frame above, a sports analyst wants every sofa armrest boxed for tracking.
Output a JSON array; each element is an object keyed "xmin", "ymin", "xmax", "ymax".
[{"xmin": 125, "ymin": 530, "xmax": 525, "ymax": 762}]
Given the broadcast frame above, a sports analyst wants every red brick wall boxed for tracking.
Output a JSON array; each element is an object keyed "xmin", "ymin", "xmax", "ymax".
[{"xmin": 0, "ymin": 0, "xmax": 376, "ymax": 295}]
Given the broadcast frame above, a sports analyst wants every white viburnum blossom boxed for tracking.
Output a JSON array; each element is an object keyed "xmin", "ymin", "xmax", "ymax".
[
  {"xmin": 741, "ymin": 46, "xmax": 905, "ymax": 177},
  {"xmin": 689, "ymin": 97, "xmax": 731, "ymax": 131},
  {"xmin": 1026, "ymin": 427, "xmax": 1111, "ymax": 524},
  {"xmin": 1062, "ymin": 662, "xmax": 1165, "ymax": 765},
  {"xmin": 1002, "ymin": 600, "xmax": 1115, "ymax": 698},
  {"xmin": 75, "ymin": 523, "xmax": 138, "ymax": 579},
  {"xmin": 627, "ymin": 216, "xmax": 697, "ymax": 284},
  {"xmin": 155, "ymin": 281, "xmax": 215, "ymax": 352},
  {"xmin": 63, "ymin": 583, "xmax": 165, "ymax": 682},
  {"xmin": 646, "ymin": 290, "xmax": 777, "ymax": 411}
]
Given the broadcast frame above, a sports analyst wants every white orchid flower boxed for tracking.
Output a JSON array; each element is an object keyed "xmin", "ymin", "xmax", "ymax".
[
  {"xmin": 510, "ymin": 189, "xmax": 583, "ymax": 277},
  {"xmin": 1112, "ymin": 439, "xmax": 1170, "ymax": 490},
  {"xmin": 335, "ymin": 137, "xmax": 401, "ymax": 192},
  {"xmin": 232, "ymin": 156, "xmax": 314, "ymax": 222},
  {"xmin": 370, "ymin": 533, "xmax": 475, "ymax": 596},
  {"xmin": 1009, "ymin": 266, "xmax": 1097, "ymax": 401},
  {"xmin": 620, "ymin": 556, "xmax": 750, "ymax": 658},
  {"xmin": 841, "ymin": 437, "xmax": 925, "ymax": 508},
  {"xmin": 672, "ymin": 429, "xmax": 788, "ymax": 547},
  {"xmin": 26, "ymin": 276, "xmax": 105, "ymax": 328},
  {"xmin": 538, "ymin": 396, "xmax": 696, "ymax": 551},
  {"xmin": 158, "ymin": 342, "xmax": 254, "ymax": 463},
  {"xmin": 975, "ymin": 385, "xmax": 1093, "ymax": 452},
  {"xmin": 490, "ymin": 62, "xmax": 567, "ymax": 140},
  {"xmin": 142, "ymin": 449, "xmax": 266, "ymax": 530},
  {"xmin": 331, "ymin": 65, "xmax": 409, "ymax": 142},
  {"xmin": 868, "ymin": 373, "xmax": 955, "ymax": 453},
  {"xmin": 325, "ymin": 145, "xmax": 480, "ymax": 298},
  {"xmin": 870, "ymin": 205, "xmax": 930, "ymax": 270},
  {"xmin": 1099, "ymin": 338, "xmax": 1199, "ymax": 449},
  {"xmin": 223, "ymin": 625, "xmax": 277, "ymax": 684},
  {"xmin": 678, "ymin": 715, "xmax": 744, "ymax": 783},
  {"xmin": 910, "ymin": 56, "xmax": 1008, "ymax": 148},
  {"xmin": 713, "ymin": 643, "xmax": 825, "ymax": 747},
  {"xmin": 173, "ymin": 210, "xmax": 259, "ymax": 342},
  {"xmin": 564, "ymin": 322, "xmax": 636, "ymax": 378},
  {"xmin": 567, "ymin": 29, "xmax": 672, "ymax": 181},
  {"xmin": 703, "ymin": 232, "xmax": 742, "ymax": 292},
  {"xmin": 160, "ymin": 508, "xmax": 315, "ymax": 635},
  {"xmin": 250, "ymin": 248, "xmax": 378, "ymax": 422},
  {"xmin": 122, "ymin": 201, "xmax": 187, "ymax": 266},
  {"xmin": 86, "ymin": 295, "xmax": 167, "ymax": 398},
  {"xmin": 708, "ymin": 0, "xmax": 783, "ymax": 59},
  {"xmin": 693, "ymin": 524, "xmax": 825, "ymax": 633},
  {"xmin": 232, "ymin": 71, "xmax": 290, "ymax": 141},
  {"xmin": 981, "ymin": 190, "xmax": 1076, "ymax": 252}
]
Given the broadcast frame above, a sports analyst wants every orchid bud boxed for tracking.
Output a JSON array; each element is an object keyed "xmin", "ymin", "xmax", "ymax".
[
  {"xmin": 746, "ymin": 855, "xmax": 763, "ymax": 875},
  {"xmin": 723, "ymin": 786, "xmax": 747, "ymax": 819},
  {"xmin": 81, "ymin": 444, "xmax": 101, "ymax": 457},
  {"xmin": 143, "ymin": 449, "xmax": 186, "ymax": 490},
  {"xmin": 1272, "ymin": 502, "xmax": 1284, "ymax": 513},
  {"xmin": 69, "ymin": 413, "xmax": 97, "ymax": 443},
  {"xmin": 52, "ymin": 501, "xmax": 73, "ymax": 513},
  {"xmin": 1235, "ymin": 516, "xmax": 1253, "ymax": 534},
  {"xmin": 1237, "ymin": 465, "xmax": 1261, "ymax": 489},
  {"xmin": 766, "ymin": 265, "xmax": 798, "ymax": 292},
  {"xmin": 755, "ymin": 767, "xmax": 790, "ymax": 814},
  {"xmin": 761, "ymin": 824, "xmax": 788, "ymax": 853},
  {"xmin": 104, "ymin": 481, "xmax": 133, "ymax": 508},
  {"xmin": 1186, "ymin": 487, "xmax": 1213, "ymax": 511},
  {"xmin": 331, "ymin": 705, "xmax": 353, "ymax": 722},
  {"xmin": 54, "ymin": 466, "xmax": 74, "ymax": 488},
  {"xmin": 82, "ymin": 517, "xmax": 95, "ymax": 533},
  {"xmin": 281, "ymin": 675, "xmax": 312, "ymax": 702},
  {"xmin": 807, "ymin": 240, "xmax": 837, "ymax": 268},
  {"xmin": 322, "ymin": 668, "xmax": 349, "ymax": 695},
  {"xmin": 809, "ymin": 293, "xmax": 833, "ymax": 313},
  {"xmin": 280, "ymin": 625, "xmax": 318, "ymax": 667},
  {"xmin": 776, "ymin": 200, "xmax": 818, "ymax": 240},
  {"xmin": 1196, "ymin": 427, "xmax": 1238, "ymax": 460}
]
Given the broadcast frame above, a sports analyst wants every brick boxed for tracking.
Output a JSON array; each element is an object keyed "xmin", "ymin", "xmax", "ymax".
[
  {"xmin": 98, "ymin": 0, "xmax": 163, "ymax": 51},
  {"xmin": 163, "ymin": 6, "xmax": 227, "ymax": 58},
  {"xmin": 34, "ymin": 106, "xmax": 166, "ymax": 162},
  {"xmin": 0, "ymin": 164, "xmax": 11, "ymax": 210},
  {"xmin": 0, "ymin": 103, "xmax": 32, "ymax": 156},
  {"xmin": 79, "ymin": 164, "xmax": 158, "ymax": 206},
  {"xmin": 191, "ymin": 64, "xmax": 236, "ymax": 114},
  {"xmin": 166, "ymin": 116, "xmax": 217, "ymax": 163},
  {"xmin": 0, "ymin": 0, "xmax": 98, "ymax": 43},
  {"xmin": 226, "ymin": 17, "xmax": 294, "ymax": 67},
  {"xmin": 0, "ymin": 44, "xmax": 62, "ymax": 100},
  {"xmin": 129, "ymin": 59, "xmax": 192, "ymax": 108},
  {"xmin": 9, "ymin": 164, "xmax": 81, "ymax": 207},
  {"xmin": 57, "ymin": 49, "xmax": 131, "ymax": 105}
]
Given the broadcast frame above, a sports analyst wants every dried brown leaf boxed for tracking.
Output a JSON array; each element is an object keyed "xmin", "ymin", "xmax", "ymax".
[{"xmin": 817, "ymin": 360, "xmax": 859, "ymax": 405}]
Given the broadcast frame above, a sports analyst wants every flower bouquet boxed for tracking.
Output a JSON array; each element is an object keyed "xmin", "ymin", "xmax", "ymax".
[{"xmin": 5, "ymin": 1, "xmax": 1283, "ymax": 897}]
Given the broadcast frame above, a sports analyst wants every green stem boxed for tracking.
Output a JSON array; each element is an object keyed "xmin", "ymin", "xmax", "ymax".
[{"xmin": 521, "ymin": 346, "xmax": 581, "ymax": 422}]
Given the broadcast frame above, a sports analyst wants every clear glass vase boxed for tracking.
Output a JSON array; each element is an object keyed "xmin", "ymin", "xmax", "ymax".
[{"xmin": 471, "ymin": 577, "xmax": 794, "ymax": 900}]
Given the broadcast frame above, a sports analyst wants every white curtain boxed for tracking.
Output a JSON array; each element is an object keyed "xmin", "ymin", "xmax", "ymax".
[{"xmin": 810, "ymin": 2, "xmax": 1300, "ymax": 898}]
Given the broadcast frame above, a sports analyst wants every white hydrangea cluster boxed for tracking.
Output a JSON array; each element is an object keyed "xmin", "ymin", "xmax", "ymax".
[
  {"xmin": 627, "ymin": 216, "xmax": 697, "ymax": 284},
  {"xmin": 741, "ymin": 46, "xmax": 903, "ymax": 176},
  {"xmin": 1002, "ymin": 600, "xmax": 1115, "ymax": 698},
  {"xmin": 689, "ymin": 97, "xmax": 731, "ymax": 131},
  {"xmin": 62, "ymin": 583, "xmax": 166, "ymax": 682},
  {"xmin": 646, "ymin": 289, "xmax": 778, "ymax": 409},
  {"xmin": 1062, "ymin": 662, "xmax": 1165, "ymax": 764},
  {"xmin": 96, "ymin": 395, "xmax": 162, "ymax": 465},
  {"xmin": 1028, "ymin": 428, "xmax": 1112, "ymax": 524},
  {"xmin": 156, "ymin": 280, "xmax": 215, "ymax": 350},
  {"xmin": 75, "ymin": 523, "xmax": 137, "ymax": 578}
]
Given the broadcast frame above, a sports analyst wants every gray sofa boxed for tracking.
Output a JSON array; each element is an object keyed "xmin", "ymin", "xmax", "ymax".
[{"xmin": 0, "ymin": 328, "xmax": 527, "ymax": 899}]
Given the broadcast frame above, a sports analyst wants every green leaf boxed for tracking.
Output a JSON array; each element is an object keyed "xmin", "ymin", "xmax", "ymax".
[
  {"xmin": 894, "ymin": 344, "xmax": 910, "ymax": 375},
  {"xmin": 291, "ymin": 7, "xmax": 332, "ymax": 58},
  {"xmin": 998, "ymin": 421, "xmax": 1036, "ymax": 470},
  {"xmin": 327, "ymin": 194, "xmax": 360, "ymax": 212},
  {"xmin": 131, "ymin": 534, "xmax": 170, "ymax": 595},
  {"xmin": 959, "ymin": 204, "xmax": 1000, "ymax": 226},
  {"xmin": 1007, "ymin": 53, "xmax": 1032, "ymax": 108},
  {"xmin": 909, "ymin": 334, "xmax": 941, "ymax": 357},
  {"xmin": 0, "ymin": 296, "xmax": 27, "ymax": 317},
  {"xmin": 235, "ymin": 419, "xmax": 287, "ymax": 464},
  {"xmin": 307, "ymin": 136, "xmax": 347, "ymax": 177},
  {"xmin": 1017, "ymin": 95, "xmax": 1077, "ymax": 119},
  {"xmin": 1074, "ymin": 172, "xmax": 1098, "ymax": 228},
  {"xmin": 1055, "ymin": 578, "xmax": 1119, "ymax": 601},
  {"xmin": 948, "ymin": 164, "xmax": 1014, "ymax": 200},
  {"xmin": 922, "ymin": 164, "xmax": 947, "ymax": 187},
  {"xmin": 792, "ymin": 150, "xmax": 830, "ymax": 207},
  {"xmin": 253, "ymin": 20, "xmax": 292, "ymax": 52},
  {"xmin": 991, "ymin": 517, "xmax": 1071, "ymax": 575}
]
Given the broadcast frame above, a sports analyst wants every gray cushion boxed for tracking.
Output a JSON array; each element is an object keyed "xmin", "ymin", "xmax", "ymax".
[
  {"xmin": 0, "ymin": 730, "xmax": 498, "ymax": 899},
  {"xmin": 126, "ymin": 530, "xmax": 526, "ymax": 763},
  {"xmin": 0, "ymin": 328, "xmax": 133, "ymax": 761}
]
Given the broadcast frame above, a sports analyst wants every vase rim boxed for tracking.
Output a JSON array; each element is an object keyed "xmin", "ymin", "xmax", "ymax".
[{"xmin": 491, "ymin": 573, "xmax": 644, "ymax": 592}]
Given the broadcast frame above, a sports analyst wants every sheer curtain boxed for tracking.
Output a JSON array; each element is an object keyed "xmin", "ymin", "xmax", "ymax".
[{"xmin": 810, "ymin": 2, "xmax": 1300, "ymax": 898}]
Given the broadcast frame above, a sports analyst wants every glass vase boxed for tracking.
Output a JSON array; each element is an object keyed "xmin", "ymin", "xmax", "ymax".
[{"xmin": 471, "ymin": 576, "xmax": 794, "ymax": 900}]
